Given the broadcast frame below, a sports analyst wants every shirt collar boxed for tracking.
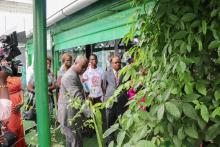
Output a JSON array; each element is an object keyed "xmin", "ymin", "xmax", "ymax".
[{"xmin": 113, "ymin": 69, "xmax": 119, "ymax": 76}]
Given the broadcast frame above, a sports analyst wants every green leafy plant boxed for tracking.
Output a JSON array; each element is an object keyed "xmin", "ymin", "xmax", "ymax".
[
  {"xmin": 68, "ymin": 98, "xmax": 105, "ymax": 147},
  {"xmin": 104, "ymin": 0, "xmax": 220, "ymax": 146}
]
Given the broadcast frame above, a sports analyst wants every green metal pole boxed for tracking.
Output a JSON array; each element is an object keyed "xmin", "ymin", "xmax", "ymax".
[
  {"xmin": 54, "ymin": 51, "xmax": 59, "ymax": 77},
  {"xmin": 33, "ymin": 0, "xmax": 51, "ymax": 146}
]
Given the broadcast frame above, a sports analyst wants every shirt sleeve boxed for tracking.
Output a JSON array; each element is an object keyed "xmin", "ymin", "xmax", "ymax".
[
  {"xmin": 102, "ymin": 71, "xmax": 107, "ymax": 90},
  {"xmin": 62, "ymin": 75, "xmax": 84, "ymax": 100}
]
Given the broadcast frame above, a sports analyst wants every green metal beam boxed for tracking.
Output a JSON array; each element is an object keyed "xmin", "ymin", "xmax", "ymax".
[
  {"xmin": 53, "ymin": 50, "xmax": 60, "ymax": 77},
  {"xmin": 33, "ymin": 0, "xmax": 51, "ymax": 146}
]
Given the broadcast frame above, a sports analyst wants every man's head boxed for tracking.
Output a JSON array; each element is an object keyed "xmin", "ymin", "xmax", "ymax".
[
  {"xmin": 89, "ymin": 54, "xmax": 98, "ymax": 68},
  {"xmin": 111, "ymin": 55, "xmax": 121, "ymax": 71},
  {"xmin": 73, "ymin": 56, "xmax": 88, "ymax": 75}
]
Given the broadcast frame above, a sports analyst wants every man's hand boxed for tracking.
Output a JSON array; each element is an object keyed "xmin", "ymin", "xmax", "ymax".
[{"xmin": 0, "ymin": 134, "xmax": 5, "ymax": 143}]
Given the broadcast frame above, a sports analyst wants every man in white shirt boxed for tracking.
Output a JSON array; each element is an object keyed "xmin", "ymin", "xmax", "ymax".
[{"xmin": 82, "ymin": 54, "xmax": 104, "ymax": 104}]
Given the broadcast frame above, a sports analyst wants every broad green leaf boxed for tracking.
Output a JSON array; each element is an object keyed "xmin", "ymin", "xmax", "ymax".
[
  {"xmin": 180, "ymin": 20, "xmax": 185, "ymax": 30},
  {"xmin": 179, "ymin": 61, "xmax": 186, "ymax": 73},
  {"xmin": 94, "ymin": 108, "xmax": 104, "ymax": 146},
  {"xmin": 202, "ymin": 20, "xmax": 207, "ymax": 35},
  {"xmin": 174, "ymin": 40, "xmax": 184, "ymax": 48},
  {"xmin": 156, "ymin": 4, "xmax": 166, "ymax": 18},
  {"xmin": 138, "ymin": 126, "xmax": 150, "ymax": 138},
  {"xmin": 178, "ymin": 127, "xmax": 185, "ymax": 140},
  {"xmin": 166, "ymin": 113, "xmax": 174, "ymax": 123},
  {"xmin": 108, "ymin": 141, "xmax": 114, "ymax": 147},
  {"xmin": 205, "ymin": 124, "xmax": 220, "ymax": 141},
  {"xmin": 125, "ymin": 118, "xmax": 134, "ymax": 130},
  {"xmin": 184, "ymin": 125, "xmax": 199, "ymax": 139},
  {"xmin": 211, "ymin": 107, "xmax": 220, "ymax": 118},
  {"xmin": 157, "ymin": 104, "xmax": 165, "ymax": 120},
  {"xmin": 163, "ymin": 89, "xmax": 171, "ymax": 101},
  {"xmin": 211, "ymin": 9, "xmax": 219, "ymax": 17},
  {"xmin": 197, "ymin": 117, "xmax": 206, "ymax": 130},
  {"xmin": 168, "ymin": 14, "xmax": 179, "ymax": 22},
  {"xmin": 168, "ymin": 44, "xmax": 172, "ymax": 54},
  {"xmin": 122, "ymin": 72, "xmax": 131, "ymax": 83},
  {"xmin": 103, "ymin": 123, "xmax": 119, "ymax": 138},
  {"xmin": 191, "ymin": 20, "xmax": 200, "ymax": 28},
  {"xmin": 211, "ymin": 28, "xmax": 220, "ymax": 40},
  {"xmin": 214, "ymin": 90, "xmax": 220, "ymax": 100},
  {"xmin": 200, "ymin": 105, "xmax": 209, "ymax": 122},
  {"xmin": 131, "ymin": 126, "xmax": 150, "ymax": 143},
  {"xmin": 182, "ymin": 94, "xmax": 201, "ymax": 102},
  {"xmin": 136, "ymin": 140, "xmax": 156, "ymax": 147},
  {"xmin": 188, "ymin": 34, "xmax": 193, "ymax": 45},
  {"xmin": 167, "ymin": 123, "xmax": 173, "ymax": 137},
  {"xmin": 196, "ymin": 83, "xmax": 207, "ymax": 96},
  {"xmin": 165, "ymin": 102, "xmax": 181, "ymax": 118},
  {"xmin": 186, "ymin": 44, "xmax": 192, "ymax": 52},
  {"xmin": 146, "ymin": 95, "xmax": 153, "ymax": 107},
  {"xmin": 182, "ymin": 103, "xmax": 197, "ymax": 120},
  {"xmin": 208, "ymin": 40, "xmax": 220, "ymax": 49},
  {"xmin": 171, "ymin": 87, "xmax": 178, "ymax": 94},
  {"xmin": 116, "ymin": 131, "xmax": 126, "ymax": 147},
  {"xmin": 173, "ymin": 136, "xmax": 182, "ymax": 147},
  {"xmin": 173, "ymin": 31, "xmax": 188, "ymax": 40},
  {"xmin": 184, "ymin": 83, "xmax": 193, "ymax": 94},
  {"xmin": 181, "ymin": 13, "xmax": 196, "ymax": 22},
  {"xmin": 195, "ymin": 36, "xmax": 203, "ymax": 51}
]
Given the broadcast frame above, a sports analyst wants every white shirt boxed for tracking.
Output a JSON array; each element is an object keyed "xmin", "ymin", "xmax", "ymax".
[
  {"xmin": 0, "ymin": 99, "xmax": 11, "ymax": 121},
  {"xmin": 83, "ymin": 67, "xmax": 104, "ymax": 98}
]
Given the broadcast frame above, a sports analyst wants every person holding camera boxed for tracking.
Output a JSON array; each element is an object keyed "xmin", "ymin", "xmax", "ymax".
[{"xmin": 0, "ymin": 32, "xmax": 24, "ymax": 147}]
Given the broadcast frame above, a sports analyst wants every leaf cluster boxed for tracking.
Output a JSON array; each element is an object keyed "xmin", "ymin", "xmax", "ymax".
[{"xmin": 108, "ymin": 0, "xmax": 220, "ymax": 146}]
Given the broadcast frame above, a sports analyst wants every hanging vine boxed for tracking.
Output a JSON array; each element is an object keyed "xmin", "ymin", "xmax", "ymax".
[{"xmin": 105, "ymin": 0, "xmax": 220, "ymax": 146}]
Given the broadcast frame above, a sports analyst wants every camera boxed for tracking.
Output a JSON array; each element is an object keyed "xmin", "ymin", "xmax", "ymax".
[{"xmin": 0, "ymin": 31, "xmax": 22, "ymax": 76}]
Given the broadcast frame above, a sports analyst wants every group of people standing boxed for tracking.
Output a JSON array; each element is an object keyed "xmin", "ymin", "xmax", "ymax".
[
  {"xmin": 0, "ymin": 52, "xmax": 127, "ymax": 147},
  {"xmin": 57, "ymin": 53, "xmax": 127, "ymax": 147}
]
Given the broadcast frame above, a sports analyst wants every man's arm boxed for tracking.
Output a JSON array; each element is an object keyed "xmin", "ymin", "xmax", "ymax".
[
  {"xmin": 101, "ymin": 71, "xmax": 107, "ymax": 96},
  {"xmin": 62, "ymin": 75, "xmax": 84, "ymax": 99},
  {"xmin": 56, "ymin": 75, "xmax": 62, "ymax": 88}
]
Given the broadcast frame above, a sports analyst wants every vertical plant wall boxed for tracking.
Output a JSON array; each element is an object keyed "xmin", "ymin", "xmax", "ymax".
[{"xmin": 108, "ymin": 0, "xmax": 220, "ymax": 146}]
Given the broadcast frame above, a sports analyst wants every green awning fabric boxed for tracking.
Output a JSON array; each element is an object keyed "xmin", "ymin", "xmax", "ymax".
[{"xmin": 53, "ymin": 7, "xmax": 136, "ymax": 51}]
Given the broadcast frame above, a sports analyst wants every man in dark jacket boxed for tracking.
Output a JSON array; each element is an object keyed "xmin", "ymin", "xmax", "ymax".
[{"xmin": 102, "ymin": 55, "xmax": 128, "ymax": 144}]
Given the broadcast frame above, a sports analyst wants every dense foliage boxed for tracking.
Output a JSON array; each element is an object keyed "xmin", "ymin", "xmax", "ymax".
[{"xmin": 105, "ymin": 0, "xmax": 220, "ymax": 146}]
